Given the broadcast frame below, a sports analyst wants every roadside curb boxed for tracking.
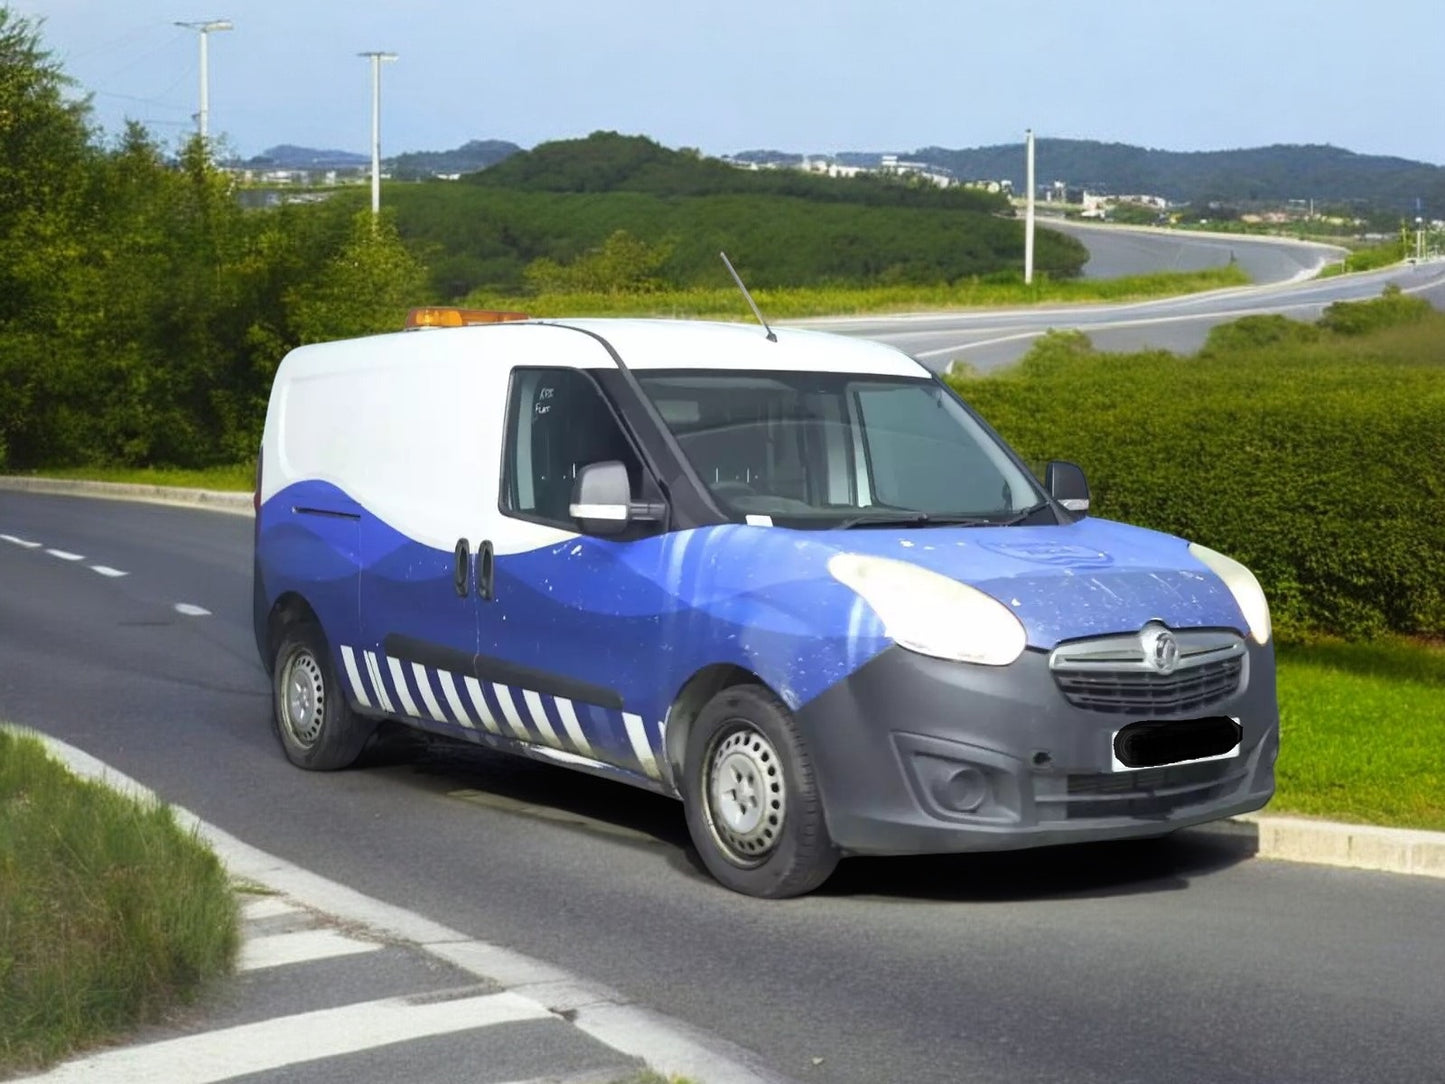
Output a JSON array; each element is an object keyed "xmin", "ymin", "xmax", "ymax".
[
  {"xmin": 0, "ymin": 475, "xmax": 252, "ymax": 516},
  {"xmin": 1234, "ymin": 812, "xmax": 1445, "ymax": 880},
  {"xmin": 24, "ymin": 730, "xmax": 793, "ymax": 1084}
]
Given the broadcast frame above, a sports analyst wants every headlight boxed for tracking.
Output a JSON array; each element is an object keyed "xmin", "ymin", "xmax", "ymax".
[
  {"xmin": 1188, "ymin": 542, "xmax": 1271, "ymax": 645},
  {"xmin": 827, "ymin": 553, "xmax": 1026, "ymax": 665}
]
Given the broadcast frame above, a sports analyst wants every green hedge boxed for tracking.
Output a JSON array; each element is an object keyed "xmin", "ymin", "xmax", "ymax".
[{"xmin": 947, "ymin": 294, "xmax": 1445, "ymax": 641}]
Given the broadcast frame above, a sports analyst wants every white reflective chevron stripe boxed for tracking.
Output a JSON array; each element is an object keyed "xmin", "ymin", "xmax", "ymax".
[
  {"xmin": 553, "ymin": 697, "xmax": 593, "ymax": 758},
  {"xmin": 386, "ymin": 657, "xmax": 419, "ymax": 717},
  {"xmin": 437, "ymin": 671, "xmax": 474, "ymax": 729},
  {"xmin": 462, "ymin": 677, "xmax": 501, "ymax": 734},
  {"xmin": 492, "ymin": 684, "xmax": 530, "ymax": 740},
  {"xmin": 411, "ymin": 663, "xmax": 448, "ymax": 723},
  {"xmin": 363, "ymin": 651, "xmax": 394, "ymax": 713},
  {"xmin": 623, "ymin": 712, "xmax": 660, "ymax": 780},
  {"xmin": 340, "ymin": 647, "xmax": 372, "ymax": 709},
  {"xmin": 522, "ymin": 689, "xmax": 562, "ymax": 748}
]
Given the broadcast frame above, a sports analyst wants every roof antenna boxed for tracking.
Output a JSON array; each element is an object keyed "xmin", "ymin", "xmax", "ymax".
[{"xmin": 719, "ymin": 251, "xmax": 776, "ymax": 342}]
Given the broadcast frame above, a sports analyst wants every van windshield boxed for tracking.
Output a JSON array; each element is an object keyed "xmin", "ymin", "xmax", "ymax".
[{"xmin": 636, "ymin": 371, "xmax": 1047, "ymax": 528}]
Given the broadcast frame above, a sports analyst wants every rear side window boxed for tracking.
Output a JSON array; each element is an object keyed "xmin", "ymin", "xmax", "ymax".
[{"xmin": 501, "ymin": 368, "xmax": 648, "ymax": 529}]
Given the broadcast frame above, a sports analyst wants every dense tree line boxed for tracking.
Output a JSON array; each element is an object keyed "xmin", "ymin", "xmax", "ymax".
[
  {"xmin": 389, "ymin": 132, "xmax": 1088, "ymax": 298},
  {"xmin": 0, "ymin": 9, "xmax": 425, "ymax": 471}
]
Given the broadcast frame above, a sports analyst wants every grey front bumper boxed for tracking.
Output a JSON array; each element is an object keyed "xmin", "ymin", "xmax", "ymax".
[{"xmin": 792, "ymin": 641, "xmax": 1278, "ymax": 856}]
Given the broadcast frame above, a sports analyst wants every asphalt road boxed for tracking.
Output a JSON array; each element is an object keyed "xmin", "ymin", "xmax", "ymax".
[
  {"xmin": 800, "ymin": 246, "xmax": 1445, "ymax": 372},
  {"xmin": 4, "ymin": 491, "xmax": 1443, "ymax": 1084}
]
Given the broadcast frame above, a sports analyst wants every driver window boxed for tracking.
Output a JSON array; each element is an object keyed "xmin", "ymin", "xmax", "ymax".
[{"xmin": 502, "ymin": 368, "xmax": 645, "ymax": 527}]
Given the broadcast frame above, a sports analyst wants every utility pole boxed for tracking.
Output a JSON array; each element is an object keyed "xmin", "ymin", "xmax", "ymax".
[
  {"xmin": 1024, "ymin": 129, "xmax": 1036, "ymax": 285},
  {"xmin": 176, "ymin": 19, "xmax": 233, "ymax": 144},
  {"xmin": 359, "ymin": 51, "xmax": 398, "ymax": 217}
]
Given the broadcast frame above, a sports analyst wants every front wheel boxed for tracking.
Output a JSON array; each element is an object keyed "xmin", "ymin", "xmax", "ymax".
[
  {"xmin": 271, "ymin": 622, "xmax": 376, "ymax": 770},
  {"xmin": 683, "ymin": 685, "xmax": 839, "ymax": 898}
]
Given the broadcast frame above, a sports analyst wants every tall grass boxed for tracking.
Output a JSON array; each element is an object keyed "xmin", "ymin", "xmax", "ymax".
[
  {"xmin": 0, "ymin": 729, "xmax": 238, "ymax": 1073},
  {"xmin": 463, "ymin": 265, "xmax": 1251, "ymax": 320}
]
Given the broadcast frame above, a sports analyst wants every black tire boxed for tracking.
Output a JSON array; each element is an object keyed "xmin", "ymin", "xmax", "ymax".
[
  {"xmin": 271, "ymin": 621, "xmax": 377, "ymax": 771},
  {"xmin": 683, "ymin": 685, "xmax": 839, "ymax": 898}
]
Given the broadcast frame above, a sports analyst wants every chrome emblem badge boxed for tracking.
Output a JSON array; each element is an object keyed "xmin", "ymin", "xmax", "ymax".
[{"xmin": 1142, "ymin": 626, "xmax": 1180, "ymax": 675}]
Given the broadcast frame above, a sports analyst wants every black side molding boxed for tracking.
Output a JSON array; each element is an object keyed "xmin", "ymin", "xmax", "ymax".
[{"xmin": 384, "ymin": 633, "xmax": 625, "ymax": 711}]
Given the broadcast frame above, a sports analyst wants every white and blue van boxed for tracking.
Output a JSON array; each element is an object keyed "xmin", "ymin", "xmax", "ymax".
[{"xmin": 253, "ymin": 311, "xmax": 1278, "ymax": 897}]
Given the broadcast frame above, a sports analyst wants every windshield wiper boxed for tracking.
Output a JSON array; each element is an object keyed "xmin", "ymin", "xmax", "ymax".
[
  {"xmin": 836, "ymin": 511, "xmax": 995, "ymax": 529},
  {"xmin": 995, "ymin": 500, "xmax": 1057, "ymax": 526}
]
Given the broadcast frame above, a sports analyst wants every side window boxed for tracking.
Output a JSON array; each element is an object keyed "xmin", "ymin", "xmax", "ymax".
[{"xmin": 502, "ymin": 368, "xmax": 646, "ymax": 527}]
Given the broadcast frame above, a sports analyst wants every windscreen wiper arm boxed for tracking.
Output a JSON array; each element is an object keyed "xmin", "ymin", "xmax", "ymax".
[{"xmin": 836, "ymin": 511, "xmax": 995, "ymax": 529}]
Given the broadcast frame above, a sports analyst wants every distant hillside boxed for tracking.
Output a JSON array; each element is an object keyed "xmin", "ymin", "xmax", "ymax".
[
  {"xmin": 468, "ymin": 131, "xmax": 1007, "ymax": 212},
  {"xmin": 912, "ymin": 140, "xmax": 1445, "ymax": 215},
  {"xmin": 245, "ymin": 145, "xmax": 369, "ymax": 169},
  {"xmin": 383, "ymin": 132, "xmax": 1086, "ymax": 298},
  {"xmin": 389, "ymin": 139, "xmax": 521, "ymax": 179}
]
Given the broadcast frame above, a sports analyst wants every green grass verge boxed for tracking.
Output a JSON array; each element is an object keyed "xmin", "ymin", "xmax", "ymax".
[
  {"xmin": 465, "ymin": 265, "xmax": 1251, "ymax": 319},
  {"xmin": 14, "ymin": 464, "xmax": 255, "ymax": 492},
  {"xmin": 0, "ymin": 729, "xmax": 239, "ymax": 1074},
  {"xmin": 1272, "ymin": 639, "xmax": 1445, "ymax": 831}
]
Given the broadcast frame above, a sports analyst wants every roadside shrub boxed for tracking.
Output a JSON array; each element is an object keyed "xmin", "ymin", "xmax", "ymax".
[
  {"xmin": 0, "ymin": 730, "xmax": 238, "ymax": 1072},
  {"xmin": 1199, "ymin": 314, "xmax": 1320, "ymax": 356},
  {"xmin": 949, "ymin": 312, "xmax": 1445, "ymax": 641},
  {"xmin": 1318, "ymin": 283, "xmax": 1431, "ymax": 336}
]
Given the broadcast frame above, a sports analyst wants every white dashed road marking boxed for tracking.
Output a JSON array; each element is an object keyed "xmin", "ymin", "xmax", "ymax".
[
  {"xmin": 174, "ymin": 603, "xmax": 211, "ymax": 616},
  {"xmin": 0, "ymin": 534, "xmax": 41, "ymax": 548},
  {"xmin": 239, "ymin": 928, "xmax": 382, "ymax": 972},
  {"xmin": 45, "ymin": 548, "xmax": 85, "ymax": 561},
  {"xmin": 25, "ymin": 991, "xmax": 551, "ymax": 1084},
  {"xmin": 240, "ymin": 896, "xmax": 300, "ymax": 922},
  {"xmin": 89, "ymin": 565, "xmax": 128, "ymax": 578}
]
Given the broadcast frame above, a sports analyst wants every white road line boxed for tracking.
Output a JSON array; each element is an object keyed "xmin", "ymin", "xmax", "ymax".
[
  {"xmin": 0, "ymin": 534, "xmax": 41, "ymax": 548},
  {"xmin": 25, "ymin": 991, "xmax": 550, "ymax": 1084},
  {"xmin": 173, "ymin": 603, "xmax": 211, "ymax": 616},
  {"xmin": 45, "ymin": 548, "xmax": 85, "ymax": 561},
  {"xmin": 89, "ymin": 565, "xmax": 128, "ymax": 578},
  {"xmin": 238, "ymin": 928, "xmax": 382, "ymax": 971},
  {"xmin": 240, "ymin": 896, "xmax": 299, "ymax": 922},
  {"xmin": 31, "ymin": 733, "xmax": 783, "ymax": 1084}
]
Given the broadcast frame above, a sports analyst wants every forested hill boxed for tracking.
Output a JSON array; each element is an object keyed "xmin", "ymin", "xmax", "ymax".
[
  {"xmin": 383, "ymin": 131, "xmax": 1089, "ymax": 299},
  {"xmin": 911, "ymin": 140, "xmax": 1445, "ymax": 214},
  {"xmin": 467, "ymin": 131, "xmax": 1009, "ymax": 212}
]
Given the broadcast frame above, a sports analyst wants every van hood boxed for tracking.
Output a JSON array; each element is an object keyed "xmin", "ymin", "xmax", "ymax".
[{"xmin": 812, "ymin": 517, "xmax": 1246, "ymax": 649}]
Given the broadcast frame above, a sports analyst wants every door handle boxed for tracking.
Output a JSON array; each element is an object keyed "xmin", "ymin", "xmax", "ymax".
[
  {"xmin": 478, "ymin": 539, "xmax": 495, "ymax": 601},
  {"xmin": 453, "ymin": 538, "xmax": 470, "ymax": 597}
]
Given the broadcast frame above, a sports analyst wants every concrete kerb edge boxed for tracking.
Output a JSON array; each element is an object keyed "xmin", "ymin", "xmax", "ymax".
[
  {"xmin": 20, "ymin": 729, "xmax": 791, "ymax": 1084},
  {"xmin": 0, "ymin": 475, "xmax": 253, "ymax": 516},
  {"xmin": 1233, "ymin": 812, "xmax": 1445, "ymax": 879}
]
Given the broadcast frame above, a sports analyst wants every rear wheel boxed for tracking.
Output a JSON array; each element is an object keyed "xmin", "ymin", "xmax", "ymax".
[
  {"xmin": 683, "ymin": 685, "xmax": 839, "ymax": 898},
  {"xmin": 271, "ymin": 622, "xmax": 376, "ymax": 770}
]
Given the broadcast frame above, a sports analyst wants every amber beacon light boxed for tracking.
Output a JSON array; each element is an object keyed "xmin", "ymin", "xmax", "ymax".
[{"xmin": 404, "ymin": 307, "xmax": 531, "ymax": 329}]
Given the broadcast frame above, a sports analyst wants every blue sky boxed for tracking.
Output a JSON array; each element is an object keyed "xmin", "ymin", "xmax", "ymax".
[{"xmin": 14, "ymin": 0, "xmax": 1445, "ymax": 165}]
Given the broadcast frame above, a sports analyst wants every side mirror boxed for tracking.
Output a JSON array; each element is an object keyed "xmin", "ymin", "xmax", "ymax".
[
  {"xmin": 1045, "ymin": 460, "xmax": 1090, "ymax": 516},
  {"xmin": 569, "ymin": 461, "xmax": 633, "ymax": 536}
]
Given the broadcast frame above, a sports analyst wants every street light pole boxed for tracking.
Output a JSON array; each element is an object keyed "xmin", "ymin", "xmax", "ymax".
[
  {"xmin": 359, "ymin": 51, "xmax": 398, "ymax": 217},
  {"xmin": 1024, "ymin": 128, "xmax": 1036, "ymax": 285},
  {"xmin": 176, "ymin": 19, "xmax": 233, "ymax": 143}
]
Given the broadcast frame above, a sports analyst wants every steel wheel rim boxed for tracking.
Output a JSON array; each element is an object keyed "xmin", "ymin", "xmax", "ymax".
[
  {"xmin": 280, "ymin": 649, "xmax": 326, "ymax": 748},
  {"xmin": 704, "ymin": 723, "xmax": 786, "ymax": 866}
]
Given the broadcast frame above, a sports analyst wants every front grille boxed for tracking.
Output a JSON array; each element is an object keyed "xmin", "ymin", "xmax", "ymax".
[
  {"xmin": 1036, "ymin": 759, "xmax": 1246, "ymax": 822},
  {"xmin": 1049, "ymin": 626, "xmax": 1246, "ymax": 715},
  {"xmin": 1054, "ymin": 657, "xmax": 1243, "ymax": 715}
]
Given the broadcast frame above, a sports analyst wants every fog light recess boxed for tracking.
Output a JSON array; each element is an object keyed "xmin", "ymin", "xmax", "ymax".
[{"xmin": 933, "ymin": 767, "xmax": 988, "ymax": 813}]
